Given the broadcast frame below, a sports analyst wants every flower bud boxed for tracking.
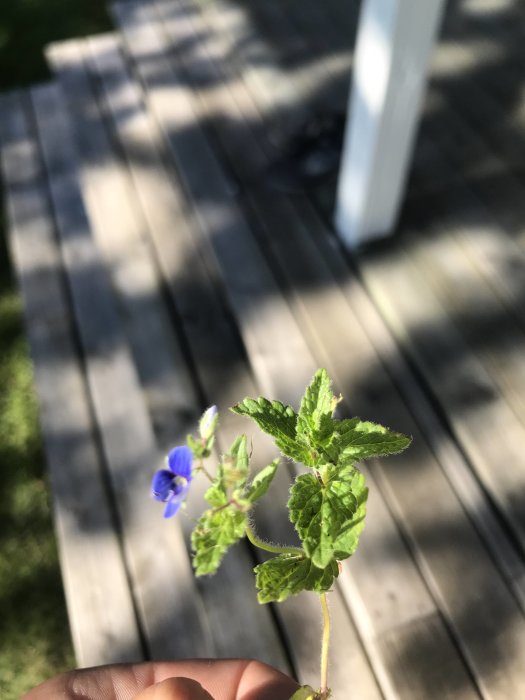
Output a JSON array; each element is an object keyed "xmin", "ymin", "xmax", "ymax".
[{"xmin": 199, "ymin": 405, "xmax": 218, "ymax": 440}]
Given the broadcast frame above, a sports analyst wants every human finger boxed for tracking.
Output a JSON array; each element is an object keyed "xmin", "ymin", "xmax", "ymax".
[
  {"xmin": 21, "ymin": 658, "xmax": 299, "ymax": 700},
  {"xmin": 133, "ymin": 677, "xmax": 214, "ymax": 700}
]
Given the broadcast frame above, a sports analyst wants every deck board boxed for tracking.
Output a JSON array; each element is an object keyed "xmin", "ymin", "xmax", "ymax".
[
  {"xmin": 46, "ymin": 37, "xmax": 292, "ymax": 668},
  {"xmin": 30, "ymin": 80, "xmax": 216, "ymax": 660},
  {"xmin": 0, "ymin": 91, "xmax": 143, "ymax": 667}
]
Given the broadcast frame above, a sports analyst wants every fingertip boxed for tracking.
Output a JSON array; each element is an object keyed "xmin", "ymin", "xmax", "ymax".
[
  {"xmin": 134, "ymin": 676, "xmax": 215, "ymax": 700},
  {"xmin": 236, "ymin": 660, "xmax": 300, "ymax": 700}
]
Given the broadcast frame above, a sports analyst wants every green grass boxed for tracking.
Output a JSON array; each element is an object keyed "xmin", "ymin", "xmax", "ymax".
[
  {"xmin": 0, "ymin": 215, "xmax": 75, "ymax": 699},
  {"xmin": 0, "ymin": 2, "xmax": 112, "ymax": 697},
  {"xmin": 0, "ymin": 0, "xmax": 111, "ymax": 89}
]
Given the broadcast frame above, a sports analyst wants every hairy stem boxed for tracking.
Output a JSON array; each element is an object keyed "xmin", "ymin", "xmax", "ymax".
[
  {"xmin": 320, "ymin": 593, "xmax": 331, "ymax": 697},
  {"xmin": 245, "ymin": 522, "xmax": 303, "ymax": 556}
]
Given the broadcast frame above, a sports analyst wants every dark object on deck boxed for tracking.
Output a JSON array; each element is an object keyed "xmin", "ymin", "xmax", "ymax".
[{"xmin": 265, "ymin": 112, "xmax": 346, "ymax": 192}]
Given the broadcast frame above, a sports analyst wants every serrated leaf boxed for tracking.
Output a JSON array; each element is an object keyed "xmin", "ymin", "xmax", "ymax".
[
  {"xmin": 329, "ymin": 418, "xmax": 412, "ymax": 463},
  {"xmin": 191, "ymin": 506, "xmax": 247, "ymax": 575},
  {"xmin": 255, "ymin": 553, "xmax": 338, "ymax": 603},
  {"xmin": 329, "ymin": 471, "xmax": 368, "ymax": 560},
  {"xmin": 245, "ymin": 459, "xmax": 279, "ymax": 503},
  {"xmin": 289, "ymin": 467, "xmax": 368, "ymax": 568},
  {"xmin": 297, "ymin": 368, "xmax": 335, "ymax": 446},
  {"xmin": 204, "ymin": 480, "xmax": 228, "ymax": 508},
  {"xmin": 232, "ymin": 397, "xmax": 309, "ymax": 463}
]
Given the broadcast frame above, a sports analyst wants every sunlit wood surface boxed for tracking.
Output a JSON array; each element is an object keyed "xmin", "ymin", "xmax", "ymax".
[{"xmin": 2, "ymin": 1, "xmax": 525, "ymax": 697}]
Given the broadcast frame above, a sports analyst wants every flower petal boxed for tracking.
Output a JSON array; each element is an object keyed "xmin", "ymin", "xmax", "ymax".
[
  {"xmin": 167, "ymin": 445, "xmax": 193, "ymax": 480},
  {"xmin": 172, "ymin": 479, "xmax": 189, "ymax": 497},
  {"xmin": 205, "ymin": 405, "xmax": 218, "ymax": 421},
  {"xmin": 151, "ymin": 469, "xmax": 175, "ymax": 501},
  {"xmin": 164, "ymin": 498, "xmax": 183, "ymax": 518}
]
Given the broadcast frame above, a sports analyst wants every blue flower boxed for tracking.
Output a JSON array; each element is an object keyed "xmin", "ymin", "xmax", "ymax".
[{"xmin": 151, "ymin": 445, "xmax": 193, "ymax": 518}]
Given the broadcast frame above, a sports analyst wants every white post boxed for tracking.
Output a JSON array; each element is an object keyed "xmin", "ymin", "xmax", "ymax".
[{"xmin": 334, "ymin": 0, "xmax": 446, "ymax": 248}]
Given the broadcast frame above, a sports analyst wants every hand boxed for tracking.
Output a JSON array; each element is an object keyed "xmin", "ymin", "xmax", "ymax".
[{"xmin": 21, "ymin": 658, "xmax": 299, "ymax": 700}]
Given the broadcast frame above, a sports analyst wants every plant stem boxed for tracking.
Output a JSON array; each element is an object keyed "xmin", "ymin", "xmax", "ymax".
[
  {"xmin": 197, "ymin": 460, "xmax": 214, "ymax": 482},
  {"xmin": 245, "ymin": 522, "xmax": 303, "ymax": 556},
  {"xmin": 320, "ymin": 593, "xmax": 331, "ymax": 697}
]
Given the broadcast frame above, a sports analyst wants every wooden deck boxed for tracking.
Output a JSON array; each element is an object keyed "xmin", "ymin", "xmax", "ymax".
[{"xmin": 2, "ymin": 0, "xmax": 525, "ymax": 697}]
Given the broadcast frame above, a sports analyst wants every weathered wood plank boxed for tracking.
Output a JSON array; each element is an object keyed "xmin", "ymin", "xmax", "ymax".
[
  {"xmin": 248, "ymin": 0, "xmax": 351, "ymax": 115},
  {"xmin": 420, "ymin": 92, "xmax": 525, "ymax": 230},
  {"xmin": 153, "ymin": 0, "xmax": 364, "ymax": 363},
  {"xmin": 419, "ymin": 100, "xmax": 525, "ymax": 325},
  {"xmin": 0, "ymin": 90, "xmax": 143, "ymax": 667},
  {"xmin": 430, "ymin": 7, "xmax": 525, "ymax": 173},
  {"xmin": 29, "ymin": 80, "xmax": 215, "ymax": 660},
  {"xmin": 406, "ymin": 192, "xmax": 525, "ymax": 427},
  {"xmin": 369, "ymin": 207, "xmax": 525, "ymax": 551},
  {"xmin": 378, "ymin": 614, "xmax": 481, "ymax": 700},
  {"xmin": 47, "ymin": 35, "xmax": 291, "ymax": 669},
  {"xmin": 112, "ymin": 1, "xmax": 316, "ymax": 400},
  {"xmin": 355, "ymin": 232, "xmax": 525, "ymax": 698},
  {"xmin": 81, "ymin": 32, "xmax": 272, "ymax": 457}
]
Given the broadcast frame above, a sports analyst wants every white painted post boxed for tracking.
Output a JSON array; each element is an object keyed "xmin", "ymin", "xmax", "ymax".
[{"xmin": 334, "ymin": 0, "xmax": 446, "ymax": 247}]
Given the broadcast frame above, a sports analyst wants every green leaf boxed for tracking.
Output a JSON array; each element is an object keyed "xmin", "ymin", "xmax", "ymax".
[
  {"xmin": 203, "ymin": 456, "xmax": 228, "ymax": 508},
  {"xmin": 289, "ymin": 686, "xmax": 319, "ymax": 700},
  {"xmin": 328, "ymin": 418, "xmax": 412, "ymax": 464},
  {"xmin": 186, "ymin": 433, "xmax": 209, "ymax": 459},
  {"xmin": 244, "ymin": 459, "xmax": 280, "ymax": 503},
  {"xmin": 203, "ymin": 435, "xmax": 251, "ymax": 508},
  {"xmin": 329, "ymin": 471, "xmax": 368, "ymax": 561},
  {"xmin": 297, "ymin": 368, "xmax": 336, "ymax": 446},
  {"xmin": 232, "ymin": 397, "xmax": 309, "ymax": 463},
  {"xmin": 223, "ymin": 434, "xmax": 250, "ymax": 491},
  {"xmin": 191, "ymin": 506, "xmax": 247, "ymax": 576},
  {"xmin": 204, "ymin": 480, "xmax": 228, "ymax": 508},
  {"xmin": 255, "ymin": 553, "xmax": 338, "ymax": 603},
  {"xmin": 289, "ymin": 467, "xmax": 368, "ymax": 568}
]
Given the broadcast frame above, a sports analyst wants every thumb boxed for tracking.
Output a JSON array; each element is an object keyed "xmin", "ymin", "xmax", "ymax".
[{"xmin": 133, "ymin": 677, "xmax": 215, "ymax": 700}]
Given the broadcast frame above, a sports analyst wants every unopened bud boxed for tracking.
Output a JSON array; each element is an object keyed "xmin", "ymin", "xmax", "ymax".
[{"xmin": 199, "ymin": 405, "xmax": 218, "ymax": 440}]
